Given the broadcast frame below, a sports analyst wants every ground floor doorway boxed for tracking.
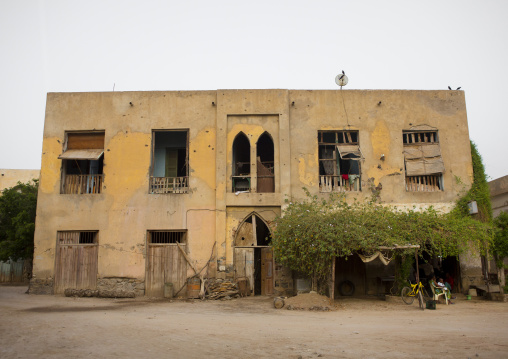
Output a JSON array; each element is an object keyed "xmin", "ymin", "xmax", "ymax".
[
  {"xmin": 145, "ymin": 231, "xmax": 187, "ymax": 297},
  {"xmin": 54, "ymin": 231, "xmax": 98, "ymax": 294},
  {"xmin": 233, "ymin": 213, "xmax": 273, "ymax": 295}
]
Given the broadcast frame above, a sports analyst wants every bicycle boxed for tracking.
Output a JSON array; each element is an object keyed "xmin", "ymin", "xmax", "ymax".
[{"xmin": 401, "ymin": 280, "xmax": 431, "ymax": 309}]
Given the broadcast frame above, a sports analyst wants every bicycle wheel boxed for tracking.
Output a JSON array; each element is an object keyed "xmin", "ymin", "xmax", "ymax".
[
  {"xmin": 422, "ymin": 287, "xmax": 431, "ymax": 301},
  {"xmin": 401, "ymin": 287, "xmax": 415, "ymax": 305},
  {"xmin": 418, "ymin": 291, "xmax": 425, "ymax": 310}
]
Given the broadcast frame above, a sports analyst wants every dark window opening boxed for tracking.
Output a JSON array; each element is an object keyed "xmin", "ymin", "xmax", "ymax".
[
  {"xmin": 150, "ymin": 130, "xmax": 189, "ymax": 194},
  {"xmin": 79, "ymin": 231, "xmax": 97, "ymax": 244},
  {"xmin": 60, "ymin": 132, "xmax": 105, "ymax": 194},
  {"xmin": 403, "ymin": 131, "xmax": 438, "ymax": 144},
  {"xmin": 149, "ymin": 231, "xmax": 186, "ymax": 244},
  {"xmin": 256, "ymin": 132, "xmax": 275, "ymax": 193},
  {"xmin": 318, "ymin": 130, "xmax": 361, "ymax": 192},
  {"xmin": 58, "ymin": 231, "xmax": 98, "ymax": 245},
  {"xmin": 319, "ymin": 130, "xmax": 358, "ymax": 145},
  {"xmin": 232, "ymin": 132, "xmax": 251, "ymax": 192},
  {"xmin": 64, "ymin": 157, "xmax": 104, "ymax": 176}
]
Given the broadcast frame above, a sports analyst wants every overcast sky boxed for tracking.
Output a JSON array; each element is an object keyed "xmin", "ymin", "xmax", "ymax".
[{"xmin": 1, "ymin": 0, "xmax": 507, "ymax": 180}]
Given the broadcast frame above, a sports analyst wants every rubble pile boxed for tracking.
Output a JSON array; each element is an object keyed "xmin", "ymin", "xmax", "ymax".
[
  {"xmin": 205, "ymin": 279, "xmax": 240, "ymax": 300},
  {"xmin": 64, "ymin": 288, "xmax": 135, "ymax": 298}
]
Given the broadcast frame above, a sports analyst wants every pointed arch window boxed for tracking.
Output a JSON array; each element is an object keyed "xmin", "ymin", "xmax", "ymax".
[
  {"xmin": 234, "ymin": 213, "xmax": 272, "ymax": 247},
  {"xmin": 256, "ymin": 132, "xmax": 275, "ymax": 193},
  {"xmin": 232, "ymin": 132, "xmax": 251, "ymax": 192}
]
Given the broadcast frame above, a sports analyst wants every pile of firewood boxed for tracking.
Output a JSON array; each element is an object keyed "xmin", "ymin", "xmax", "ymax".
[{"xmin": 205, "ymin": 279, "xmax": 239, "ymax": 300}]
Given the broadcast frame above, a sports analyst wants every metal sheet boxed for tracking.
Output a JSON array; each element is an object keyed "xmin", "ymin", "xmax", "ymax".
[
  {"xmin": 58, "ymin": 149, "xmax": 104, "ymax": 160},
  {"xmin": 336, "ymin": 145, "xmax": 363, "ymax": 160},
  {"xmin": 405, "ymin": 157, "xmax": 445, "ymax": 176},
  {"xmin": 403, "ymin": 143, "xmax": 442, "ymax": 159}
]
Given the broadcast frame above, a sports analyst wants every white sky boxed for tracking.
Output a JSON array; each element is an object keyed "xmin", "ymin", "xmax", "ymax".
[{"xmin": 1, "ymin": 0, "xmax": 507, "ymax": 180}]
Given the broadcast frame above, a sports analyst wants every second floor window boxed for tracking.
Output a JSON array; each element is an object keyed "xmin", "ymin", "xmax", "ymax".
[
  {"xmin": 150, "ymin": 130, "xmax": 189, "ymax": 194},
  {"xmin": 231, "ymin": 131, "xmax": 275, "ymax": 193},
  {"xmin": 403, "ymin": 129, "xmax": 444, "ymax": 191},
  {"xmin": 318, "ymin": 130, "xmax": 362, "ymax": 192},
  {"xmin": 59, "ymin": 131, "xmax": 104, "ymax": 194}
]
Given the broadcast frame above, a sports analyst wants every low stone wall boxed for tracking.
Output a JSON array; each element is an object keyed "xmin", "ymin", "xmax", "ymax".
[
  {"xmin": 96, "ymin": 277, "xmax": 145, "ymax": 297},
  {"xmin": 28, "ymin": 278, "xmax": 54, "ymax": 294},
  {"xmin": 274, "ymin": 264, "xmax": 293, "ymax": 296},
  {"xmin": 487, "ymin": 293, "xmax": 508, "ymax": 302},
  {"xmin": 28, "ymin": 277, "xmax": 145, "ymax": 296}
]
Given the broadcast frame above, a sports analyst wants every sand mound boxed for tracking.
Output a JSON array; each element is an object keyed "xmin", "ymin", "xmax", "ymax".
[{"xmin": 282, "ymin": 292, "xmax": 336, "ymax": 311}]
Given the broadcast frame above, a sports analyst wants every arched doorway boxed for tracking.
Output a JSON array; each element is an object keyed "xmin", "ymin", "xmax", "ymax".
[{"xmin": 234, "ymin": 213, "xmax": 273, "ymax": 295}]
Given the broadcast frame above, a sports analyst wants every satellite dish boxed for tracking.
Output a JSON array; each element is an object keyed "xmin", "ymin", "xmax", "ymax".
[{"xmin": 335, "ymin": 73, "xmax": 348, "ymax": 87}]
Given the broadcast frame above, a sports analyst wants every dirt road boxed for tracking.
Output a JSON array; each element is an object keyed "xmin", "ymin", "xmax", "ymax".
[{"xmin": 1, "ymin": 285, "xmax": 507, "ymax": 359}]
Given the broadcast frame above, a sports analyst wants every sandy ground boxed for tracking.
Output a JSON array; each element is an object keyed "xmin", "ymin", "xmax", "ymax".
[{"xmin": 1, "ymin": 285, "xmax": 508, "ymax": 359}]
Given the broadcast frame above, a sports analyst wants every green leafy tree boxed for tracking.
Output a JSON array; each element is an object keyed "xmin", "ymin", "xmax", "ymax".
[
  {"xmin": 0, "ymin": 180, "xmax": 38, "ymax": 262},
  {"xmin": 272, "ymin": 190, "xmax": 492, "ymax": 290},
  {"xmin": 453, "ymin": 141, "xmax": 492, "ymax": 223},
  {"xmin": 492, "ymin": 211, "xmax": 508, "ymax": 290}
]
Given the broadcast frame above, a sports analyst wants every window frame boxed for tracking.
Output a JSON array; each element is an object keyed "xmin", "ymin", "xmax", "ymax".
[
  {"xmin": 147, "ymin": 230, "xmax": 187, "ymax": 245},
  {"xmin": 57, "ymin": 230, "xmax": 99, "ymax": 245},
  {"xmin": 60, "ymin": 131, "xmax": 105, "ymax": 195},
  {"xmin": 149, "ymin": 129, "xmax": 189, "ymax": 194},
  {"xmin": 402, "ymin": 129, "xmax": 444, "ymax": 192},
  {"xmin": 318, "ymin": 130, "xmax": 362, "ymax": 192}
]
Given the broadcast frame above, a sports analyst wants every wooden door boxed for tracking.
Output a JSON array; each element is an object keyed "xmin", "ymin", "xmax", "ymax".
[
  {"xmin": 165, "ymin": 149, "xmax": 178, "ymax": 177},
  {"xmin": 146, "ymin": 244, "xmax": 187, "ymax": 297},
  {"xmin": 54, "ymin": 232, "xmax": 98, "ymax": 294},
  {"xmin": 234, "ymin": 248, "xmax": 254, "ymax": 295},
  {"xmin": 257, "ymin": 159, "xmax": 274, "ymax": 193},
  {"xmin": 261, "ymin": 247, "xmax": 274, "ymax": 295}
]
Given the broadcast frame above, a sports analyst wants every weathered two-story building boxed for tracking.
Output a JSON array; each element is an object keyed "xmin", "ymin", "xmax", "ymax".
[{"xmin": 29, "ymin": 89, "xmax": 478, "ymax": 297}]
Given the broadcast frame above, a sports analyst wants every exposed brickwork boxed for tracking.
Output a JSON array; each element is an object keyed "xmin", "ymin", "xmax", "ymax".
[
  {"xmin": 28, "ymin": 278, "xmax": 54, "ymax": 294},
  {"xmin": 97, "ymin": 277, "xmax": 145, "ymax": 297}
]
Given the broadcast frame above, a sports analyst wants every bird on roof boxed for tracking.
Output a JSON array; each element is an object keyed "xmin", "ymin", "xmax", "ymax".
[
  {"xmin": 456, "ymin": 87, "xmax": 461, "ymax": 90},
  {"xmin": 448, "ymin": 86, "xmax": 452, "ymax": 90}
]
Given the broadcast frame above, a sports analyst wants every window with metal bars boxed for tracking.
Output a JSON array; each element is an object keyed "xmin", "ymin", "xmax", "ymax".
[
  {"xmin": 58, "ymin": 231, "xmax": 98, "ymax": 245},
  {"xmin": 402, "ymin": 129, "xmax": 444, "ymax": 192},
  {"xmin": 148, "ymin": 231, "xmax": 186, "ymax": 244},
  {"xmin": 403, "ymin": 131, "xmax": 438, "ymax": 144},
  {"xmin": 79, "ymin": 231, "xmax": 97, "ymax": 244}
]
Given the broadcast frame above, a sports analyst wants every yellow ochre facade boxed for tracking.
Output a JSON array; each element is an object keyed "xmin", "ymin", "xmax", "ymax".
[{"xmin": 30, "ymin": 89, "xmax": 475, "ymax": 296}]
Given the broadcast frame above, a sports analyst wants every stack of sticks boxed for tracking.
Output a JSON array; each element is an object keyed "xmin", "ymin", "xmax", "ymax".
[{"xmin": 205, "ymin": 279, "xmax": 239, "ymax": 300}]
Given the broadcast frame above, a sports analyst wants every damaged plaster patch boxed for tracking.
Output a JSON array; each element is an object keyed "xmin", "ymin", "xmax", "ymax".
[
  {"xmin": 298, "ymin": 155, "xmax": 315, "ymax": 186},
  {"xmin": 419, "ymin": 93, "xmax": 462, "ymax": 117}
]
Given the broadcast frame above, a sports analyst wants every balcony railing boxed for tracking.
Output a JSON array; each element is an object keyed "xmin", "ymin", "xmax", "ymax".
[
  {"xmin": 319, "ymin": 175, "xmax": 360, "ymax": 192},
  {"xmin": 406, "ymin": 175, "xmax": 442, "ymax": 192},
  {"xmin": 62, "ymin": 174, "xmax": 103, "ymax": 194},
  {"xmin": 150, "ymin": 176, "xmax": 188, "ymax": 194}
]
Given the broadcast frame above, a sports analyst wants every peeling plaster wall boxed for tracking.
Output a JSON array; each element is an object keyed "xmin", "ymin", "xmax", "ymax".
[
  {"xmin": 32, "ymin": 91, "xmax": 217, "ymax": 290},
  {"xmin": 288, "ymin": 90, "xmax": 472, "ymax": 204},
  {"xmin": 0, "ymin": 169, "xmax": 40, "ymax": 191},
  {"xmin": 32, "ymin": 89, "xmax": 475, "ymax": 295}
]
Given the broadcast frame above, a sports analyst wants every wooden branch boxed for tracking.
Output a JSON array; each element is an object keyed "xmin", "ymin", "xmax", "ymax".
[
  {"xmin": 378, "ymin": 245, "xmax": 420, "ymax": 250},
  {"xmin": 177, "ymin": 242, "xmax": 198, "ymax": 274}
]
